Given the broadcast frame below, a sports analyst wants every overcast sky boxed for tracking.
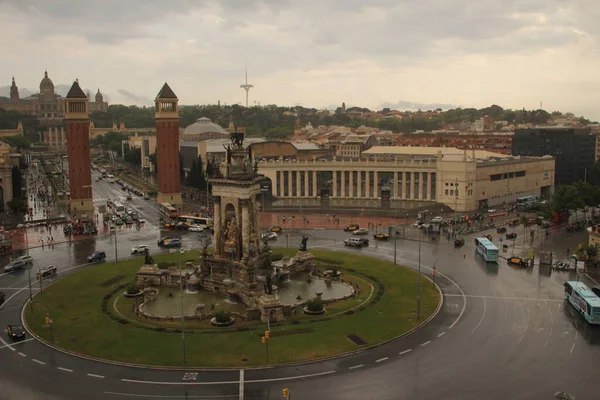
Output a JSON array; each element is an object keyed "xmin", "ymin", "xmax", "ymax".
[{"xmin": 1, "ymin": 0, "xmax": 598, "ymax": 120}]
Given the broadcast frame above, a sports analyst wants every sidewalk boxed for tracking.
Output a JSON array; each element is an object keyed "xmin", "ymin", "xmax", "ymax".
[{"xmin": 259, "ymin": 212, "xmax": 410, "ymax": 230}]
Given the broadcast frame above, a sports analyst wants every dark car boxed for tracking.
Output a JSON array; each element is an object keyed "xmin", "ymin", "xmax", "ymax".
[
  {"xmin": 508, "ymin": 256, "xmax": 529, "ymax": 267},
  {"xmin": 496, "ymin": 227, "xmax": 507, "ymax": 234},
  {"xmin": 506, "ymin": 232, "xmax": 517, "ymax": 240},
  {"xmin": 6, "ymin": 324, "xmax": 25, "ymax": 340},
  {"xmin": 87, "ymin": 251, "xmax": 106, "ymax": 262},
  {"xmin": 344, "ymin": 224, "xmax": 360, "ymax": 232},
  {"xmin": 454, "ymin": 238, "xmax": 465, "ymax": 247},
  {"xmin": 158, "ymin": 238, "xmax": 182, "ymax": 248}
]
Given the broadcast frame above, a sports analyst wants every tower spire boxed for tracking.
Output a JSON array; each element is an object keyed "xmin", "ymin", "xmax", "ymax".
[{"xmin": 240, "ymin": 67, "xmax": 254, "ymax": 108}]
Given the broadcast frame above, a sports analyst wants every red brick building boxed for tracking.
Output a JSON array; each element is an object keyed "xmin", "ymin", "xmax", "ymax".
[
  {"xmin": 394, "ymin": 132, "xmax": 512, "ymax": 154},
  {"xmin": 155, "ymin": 83, "xmax": 182, "ymax": 209},
  {"xmin": 65, "ymin": 79, "xmax": 94, "ymax": 216}
]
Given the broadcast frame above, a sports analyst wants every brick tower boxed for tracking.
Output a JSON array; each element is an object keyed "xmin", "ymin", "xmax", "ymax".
[
  {"xmin": 155, "ymin": 83, "xmax": 182, "ymax": 208},
  {"xmin": 65, "ymin": 79, "xmax": 93, "ymax": 216}
]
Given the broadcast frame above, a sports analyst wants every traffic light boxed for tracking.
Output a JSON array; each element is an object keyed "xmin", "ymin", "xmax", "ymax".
[
  {"xmin": 261, "ymin": 336, "xmax": 266, "ymax": 344},
  {"xmin": 282, "ymin": 388, "xmax": 289, "ymax": 398},
  {"xmin": 265, "ymin": 330, "xmax": 270, "ymax": 339}
]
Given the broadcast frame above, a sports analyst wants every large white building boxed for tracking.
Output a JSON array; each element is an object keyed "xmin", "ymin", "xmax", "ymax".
[{"xmin": 256, "ymin": 146, "xmax": 555, "ymax": 212}]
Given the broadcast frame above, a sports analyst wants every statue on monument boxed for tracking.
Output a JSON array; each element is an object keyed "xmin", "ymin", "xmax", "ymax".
[
  {"xmin": 299, "ymin": 235, "xmax": 309, "ymax": 252},
  {"xmin": 143, "ymin": 248, "xmax": 154, "ymax": 265},
  {"xmin": 264, "ymin": 274, "xmax": 273, "ymax": 295},
  {"xmin": 223, "ymin": 144, "xmax": 232, "ymax": 164},
  {"xmin": 224, "ymin": 217, "xmax": 238, "ymax": 247}
]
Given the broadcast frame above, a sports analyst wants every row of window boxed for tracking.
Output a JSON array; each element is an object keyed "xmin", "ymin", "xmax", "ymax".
[{"xmin": 490, "ymin": 171, "xmax": 526, "ymax": 181}]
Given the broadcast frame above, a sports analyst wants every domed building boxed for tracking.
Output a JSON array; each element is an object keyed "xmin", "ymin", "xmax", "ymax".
[
  {"xmin": 182, "ymin": 117, "xmax": 229, "ymax": 141},
  {"xmin": 88, "ymin": 87, "xmax": 108, "ymax": 112},
  {"xmin": 0, "ymin": 71, "xmax": 110, "ymax": 149}
]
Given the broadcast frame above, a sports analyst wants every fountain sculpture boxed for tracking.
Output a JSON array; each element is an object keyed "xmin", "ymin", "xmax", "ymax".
[{"xmin": 137, "ymin": 130, "xmax": 326, "ymax": 323}]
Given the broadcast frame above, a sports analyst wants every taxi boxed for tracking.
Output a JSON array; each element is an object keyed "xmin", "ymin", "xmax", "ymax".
[
  {"xmin": 344, "ymin": 224, "xmax": 360, "ymax": 232},
  {"xmin": 269, "ymin": 226, "xmax": 283, "ymax": 233},
  {"xmin": 507, "ymin": 256, "xmax": 528, "ymax": 267}
]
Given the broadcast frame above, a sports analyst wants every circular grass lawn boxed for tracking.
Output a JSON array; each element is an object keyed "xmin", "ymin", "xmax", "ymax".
[{"xmin": 24, "ymin": 249, "xmax": 441, "ymax": 368}]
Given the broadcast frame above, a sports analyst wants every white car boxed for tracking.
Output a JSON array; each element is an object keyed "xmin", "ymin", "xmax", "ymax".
[
  {"xmin": 352, "ymin": 228, "xmax": 369, "ymax": 235},
  {"xmin": 131, "ymin": 245, "xmax": 149, "ymax": 255},
  {"xmin": 487, "ymin": 209, "xmax": 497, "ymax": 213},
  {"xmin": 189, "ymin": 225, "xmax": 204, "ymax": 232},
  {"xmin": 261, "ymin": 232, "xmax": 278, "ymax": 241},
  {"xmin": 17, "ymin": 255, "xmax": 33, "ymax": 264},
  {"xmin": 431, "ymin": 216, "xmax": 443, "ymax": 223},
  {"xmin": 40, "ymin": 265, "xmax": 57, "ymax": 278}
]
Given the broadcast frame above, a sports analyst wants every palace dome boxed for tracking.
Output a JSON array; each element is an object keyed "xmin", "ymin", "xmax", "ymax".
[
  {"xmin": 39, "ymin": 70, "xmax": 54, "ymax": 94},
  {"xmin": 183, "ymin": 117, "xmax": 228, "ymax": 136}
]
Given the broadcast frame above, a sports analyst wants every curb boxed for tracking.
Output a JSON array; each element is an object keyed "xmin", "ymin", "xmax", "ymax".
[{"xmin": 21, "ymin": 266, "xmax": 444, "ymax": 372}]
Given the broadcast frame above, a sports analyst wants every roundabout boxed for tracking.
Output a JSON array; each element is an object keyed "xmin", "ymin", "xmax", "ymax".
[
  {"xmin": 22, "ymin": 249, "xmax": 441, "ymax": 368},
  {"xmin": 0, "ymin": 222, "xmax": 599, "ymax": 399}
]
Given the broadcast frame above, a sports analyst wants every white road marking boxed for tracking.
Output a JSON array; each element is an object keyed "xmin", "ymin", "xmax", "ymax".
[
  {"xmin": 518, "ymin": 335, "xmax": 525, "ymax": 344},
  {"xmin": 105, "ymin": 392, "xmax": 238, "ymax": 398},
  {"xmin": 549, "ymin": 327, "xmax": 553, "ymax": 337},
  {"xmin": 437, "ymin": 332, "xmax": 446, "ymax": 338},
  {"xmin": 444, "ymin": 294, "xmax": 562, "ymax": 302},
  {"xmin": 18, "ymin": 352, "xmax": 26, "ymax": 357},
  {"xmin": 420, "ymin": 340, "xmax": 431, "ymax": 347},
  {"xmin": 87, "ymin": 373, "xmax": 105, "ymax": 379},
  {"xmin": 248, "ymin": 370, "xmax": 337, "ymax": 383},
  {"xmin": 471, "ymin": 297, "xmax": 487, "ymax": 334},
  {"xmin": 0, "ymin": 337, "xmax": 34, "ymax": 350},
  {"xmin": 348, "ymin": 364, "xmax": 364, "ymax": 369},
  {"xmin": 544, "ymin": 339, "xmax": 549, "ymax": 347},
  {"xmin": 375, "ymin": 357, "xmax": 388, "ymax": 363},
  {"xmin": 239, "ymin": 370, "xmax": 244, "ymax": 400},
  {"xmin": 399, "ymin": 349, "xmax": 412, "ymax": 355},
  {"xmin": 57, "ymin": 367, "xmax": 73, "ymax": 373},
  {"xmin": 570, "ymin": 343, "xmax": 576, "ymax": 354},
  {"xmin": 32, "ymin": 358, "xmax": 45, "ymax": 365},
  {"xmin": 120, "ymin": 370, "xmax": 337, "ymax": 385}
]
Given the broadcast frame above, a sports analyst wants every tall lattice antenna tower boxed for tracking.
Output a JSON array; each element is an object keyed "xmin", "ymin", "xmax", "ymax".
[{"xmin": 240, "ymin": 68, "xmax": 254, "ymax": 108}]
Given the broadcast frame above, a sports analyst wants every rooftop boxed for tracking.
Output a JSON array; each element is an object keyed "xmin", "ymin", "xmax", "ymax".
[
  {"xmin": 363, "ymin": 146, "xmax": 509, "ymax": 159},
  {"xmin": 183, "ymin": 117, "xmax": 228, "ymax": 136}
]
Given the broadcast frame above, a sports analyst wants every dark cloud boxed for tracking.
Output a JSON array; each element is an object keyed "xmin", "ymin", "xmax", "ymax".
[
  {"xmin": 380, "ymin": 100, "xmax": 460, "ymax": 112},
  {"xmin": 118, "ymin": 89, "xmax": 152, "ymax": 105}
]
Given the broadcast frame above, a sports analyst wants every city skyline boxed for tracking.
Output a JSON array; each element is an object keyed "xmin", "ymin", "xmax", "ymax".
[{"xmin": 1, "ymin": 1, "xmax": 598, "ymax": 120}]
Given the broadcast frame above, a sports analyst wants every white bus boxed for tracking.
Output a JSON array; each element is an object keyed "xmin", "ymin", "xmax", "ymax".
[
  {"xmin": 106, "ymin": 174, "xmax": 115, "ymax": 183},
  {"xmin": 113, "ymin": 201, "xmax": 125, "ymax": 213},
  {"xmin": 177, "ymin": 215, "xmax": 213, "ymax": 229}
]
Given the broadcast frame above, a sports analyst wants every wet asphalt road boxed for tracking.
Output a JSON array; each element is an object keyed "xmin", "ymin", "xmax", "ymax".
[{"xmin": 0, "ymin": 200, "xmax": 599, "ymax": 399}]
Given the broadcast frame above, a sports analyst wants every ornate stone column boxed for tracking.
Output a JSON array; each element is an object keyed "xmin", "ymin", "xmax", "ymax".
[
  {"xmin": 426, "ymin": 172, "xmax": 432, "ymax": 200},
  {"xmin": 374, "ymin": 171, "xmax": 379, "ymax": 198},
  {"xmin": 213, "ymin": 196, "xmax": 221, "ymax": 256},
  {"xmin": 366, "ymin": 170, "xmax": 371, "ymax": 198},
  {"xmin": 393, "ymin": 171, "xmax": 398, "ymax": 199},
  {"xmin": 304, "ymin": 171, "xmax": 309, "ymax": 197},
  {"xmin": 295, "ymin": 171, "xmax": 301, "ymax": 198},
  {"xmin": 241, "ymin": 199, "xmax": 250, "ymax": 262},
  {"xmin": 287, "ymin": 171, "xmax": 292, "ymax": 197},
  {"xmin": 403, "ymin": 171, "xmax": 409, "ymax": 199},
  {"xmin": 312, "ymin": 171, "xmax": 317, "ymax": 197},
  {"xmin": 341, "ymin": 171, "xmax": 346, "ymax": 197},
  {"xmin": 349, "ymin": 170, "xmax": 354, "ymax": 198}
]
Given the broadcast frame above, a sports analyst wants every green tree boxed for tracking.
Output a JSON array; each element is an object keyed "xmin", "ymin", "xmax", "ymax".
[
  {"xmin": 124, "ymin": 146, "xmax": 141, "ymax": 166},
  {"xmin": 1, "ymin": 135, "xmax": 31, "ymax": 150}
]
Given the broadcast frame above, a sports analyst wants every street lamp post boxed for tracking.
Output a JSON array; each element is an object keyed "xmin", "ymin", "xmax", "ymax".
[
  {"xmin": 417, "ymin": 229, "xmax": 422, "ymax": 320},
  {"xmin": 22, "ymin": 226, "xmax": 33, "ymax": 313},
  {"xmin": 179, "ymin": 261, "xmax": 187, "ymax": 365},
  {"xmin": 31, "ymin": 300, "xmax": 53, "ymax": 342}
]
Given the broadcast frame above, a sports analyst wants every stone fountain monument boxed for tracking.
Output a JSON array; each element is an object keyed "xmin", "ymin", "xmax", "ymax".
[{"xmin": 136, "ymin": 130, "xmax": 317, "ymax": 323}]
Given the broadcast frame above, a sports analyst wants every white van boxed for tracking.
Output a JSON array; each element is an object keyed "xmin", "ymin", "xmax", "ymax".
[{"xmin": 106, "ymin": 174, "xmax": 115, "ymax": 183}]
